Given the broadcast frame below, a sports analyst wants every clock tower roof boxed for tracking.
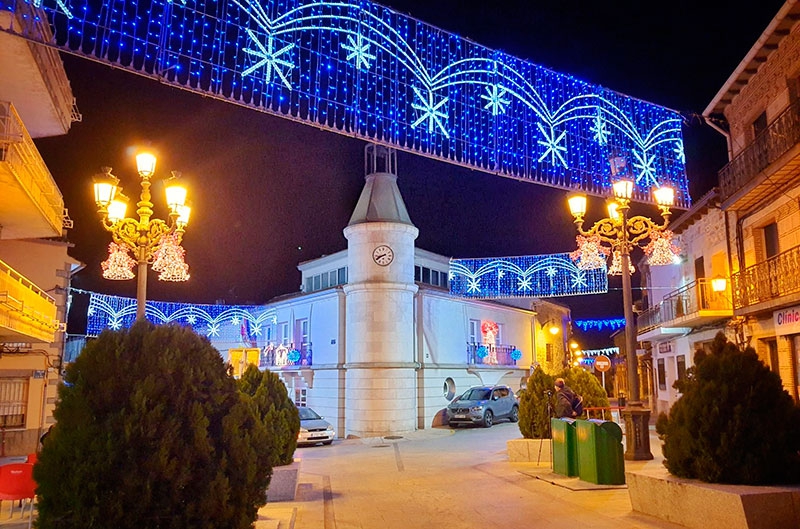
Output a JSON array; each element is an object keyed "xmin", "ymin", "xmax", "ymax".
[{"xmin": 348, "ymin": 145, "xmax": 415, "ymax": 227}]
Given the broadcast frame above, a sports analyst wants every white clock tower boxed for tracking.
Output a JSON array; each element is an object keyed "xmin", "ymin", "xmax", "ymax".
[{"xmin": 342, "ymin": 145, "xmax": 418, "ymax": 437}]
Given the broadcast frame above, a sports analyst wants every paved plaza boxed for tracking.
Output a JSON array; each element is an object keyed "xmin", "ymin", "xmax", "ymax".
[{"xmin": 256, "ymin": 422, "xmax": 683, "ymax": 529}]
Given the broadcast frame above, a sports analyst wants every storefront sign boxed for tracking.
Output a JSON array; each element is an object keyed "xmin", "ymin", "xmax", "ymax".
[{"xmin": 774, "ymin": 305, "xmax": 800, "ymax": 336}]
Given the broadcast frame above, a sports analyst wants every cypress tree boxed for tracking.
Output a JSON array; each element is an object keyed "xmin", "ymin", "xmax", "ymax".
[
  {"xmin": 34, "ymin": 321, "xmax": 272, "ymax": 529},
  {"xmin": 656, "ymin": 332, "xmax": 800, "ymax": 484}
]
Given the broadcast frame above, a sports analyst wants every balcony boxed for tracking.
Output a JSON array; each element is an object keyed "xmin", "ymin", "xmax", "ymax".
[
  {"xmin": 0, "ymin": 101, "xmax": 65, "ymax": 239},
  {"xmin": 0, "ymin": 1, "xmax": 79, "ymax": 138},
  {"xmin": 731, "ymin": 244, "xmax": 800, "ymax": 314},
  {"xmin": 264, "ymin": 342, "xmax": 313, "ymax": 368},
  {"xmin": 719, "ymin": 98, "xmax": 800, "ymax": 211},
  {"xmin": 0, "ymin": 258, "xmax": 59, "ymax": 343},
  {"xmin": 637, "ymin": 278, "xmax": 732, "ymax": 341},
  {"xmin": 467, "ymin": 343, "xmax": 518, "ymax": 367}
]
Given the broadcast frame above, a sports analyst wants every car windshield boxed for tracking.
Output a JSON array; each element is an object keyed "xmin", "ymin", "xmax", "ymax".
[
  {"xmin": 461, "ymin": 388, "xmax": 491, "ymax": 401},
  {"xmin": 298, "ymin": 407, "xmax": 322, "ymax": 421}
]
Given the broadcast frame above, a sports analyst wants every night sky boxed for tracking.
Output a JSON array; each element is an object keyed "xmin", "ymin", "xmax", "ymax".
[{"xmin": 32, "ymin": 0, "xmax": 784, "ymax": 329}]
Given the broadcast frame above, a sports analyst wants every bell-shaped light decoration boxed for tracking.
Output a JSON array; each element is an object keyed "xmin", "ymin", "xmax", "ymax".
[
  {"xmin": 93, "ymin": 167, "xmax": 119, "ymax": 208},
  {"xmin": 101, "ymin": 242, "xmax": 136, "ymax": 280},
  {"xmin": 165, "ymin": 171, "xmax": 187, "ymax": 212},
  {"xmin": 136, "ymin": 151, "xmax": 157, "ymax": 178},
  {"xmin": 645, "ymin": 230, "xmax": 681, "ymax": 266},
  {"xmin": 107, "ymin": 193, "xmax": 129, "ymax": 223},
  {"xmin": 612, "ymin": 178, "xmax": 634, "ymax": 201},
  {"xmin": 569, "ymin": 234, "xmax": 608, "ymax": 270},
  {"xmin": 152, "ymin": 233, "xmax": 190, "ymax": 282},
  {"xmin": 608, "ymin": 248, "xmax": 635, "ymax": 276},
  {"xmin": 567, "ymin": 194, "xmax": 587, "ymax": 219}
]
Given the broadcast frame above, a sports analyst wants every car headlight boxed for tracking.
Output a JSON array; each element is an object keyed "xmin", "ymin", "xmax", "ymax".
[
  {"xmin": 470, "ymin": 405, "xmax": 483, "ymax": 412},
  {"xmin": 299, "ymin": 427, "xmax": 309, "ymax": 433},
  {"xmin": 326, "ymin": 425, "xmax": 333, "ymax": 431}
]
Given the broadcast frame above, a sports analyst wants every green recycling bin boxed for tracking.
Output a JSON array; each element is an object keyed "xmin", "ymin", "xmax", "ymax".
[
  {"xmin": 551, "ymin": 417, "xmax": 578, "ymax": 477},
  {"xmin": 575, "ymin": 419, "xmax": 625, "ymax": 485}
]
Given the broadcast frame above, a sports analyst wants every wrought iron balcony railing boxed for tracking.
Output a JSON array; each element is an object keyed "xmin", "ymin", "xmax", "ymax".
[
  {"xmin": 263, "ymin": 342, "xmax": 312, "ymax": 368},
  {"xmin": 719, "ymin": 97, "xmax": 800, "ymax": 202},
  {"xmin": 731, "ymin": 244, "xmax": 800, "ymax": 310},
  {"xmin": 637, "ymin": 278, "xmax": 731, "ymax": 334},
  {"xmin": 466, "ymin": 343, "xmax": 518, "ymax": 366}
]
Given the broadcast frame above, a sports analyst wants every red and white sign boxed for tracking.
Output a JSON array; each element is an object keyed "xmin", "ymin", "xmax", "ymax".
[{"xmin": 594, "ymin": 355, "xmax": 611, "ymax": 372}]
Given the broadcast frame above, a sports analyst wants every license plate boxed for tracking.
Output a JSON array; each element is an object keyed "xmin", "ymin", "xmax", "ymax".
[{"xmin": 455, "ymin": 414, "xmax": 466, "ymax": 419}]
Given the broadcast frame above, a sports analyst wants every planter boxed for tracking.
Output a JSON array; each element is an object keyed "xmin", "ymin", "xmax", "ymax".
[
  {"xmin": 507, "ymin": 438, "xmax": 551, "ymax": 463},
  {"xmin": 266, "ymin": 459, "xmax": 301, "ymax": 502},
  {"xmin": 627, "ymin": 467, "xmax": 800, "ymax": 529}
]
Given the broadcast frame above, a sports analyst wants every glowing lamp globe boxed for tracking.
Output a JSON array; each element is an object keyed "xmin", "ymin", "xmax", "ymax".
[
  {"xmin": 136, "ymin": 152, "xmax": 157, "ymax": 178},
  {"xmin": 107, "ymin": 193, "xmax": 129, "ymax": 223},
  {"xmin": 654, "ymin": 186, "xmax": 675, "ymax": 207},
  {"xmin": 612, "ymin": 178, "xmax": 634, "ymax": 200},
  {"xmin": 165, "ymin": 181, "xmax": 187, "ymax": 211},
  {"xmin": 93, "ymin": 167, "xmax": 119, "ymax": 208},
  {"xmin": 176, "ymin": 204, "xmax": 191, "ymax": 227},
  {"xmin": 567, "ymin": 194, "xmax": 587, "ymax": 218},
  {"xmin": 711, "ymin": 276, "xmax": 728, "ymax": 293}
]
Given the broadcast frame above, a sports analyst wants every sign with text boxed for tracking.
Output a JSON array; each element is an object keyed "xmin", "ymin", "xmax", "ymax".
[{"xmin": 774, "ymin": 305, "xmax": 800, "ymax": 336}]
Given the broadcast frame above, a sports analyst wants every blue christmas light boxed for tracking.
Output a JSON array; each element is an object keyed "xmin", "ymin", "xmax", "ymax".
[
  {"xmin": 449, "ymin": 253, "xmax": 608, "ymax": 299},
  {"xmin": 510, "ymin": 347, "xmax": 522, "ymax": 361},
  {"xmin": 574, "ymin": 318, "xmax": 626, "ymax": 332},
  {"xmin": 12, "ymin": 0, "xmax": 691, "ymax": 206}
]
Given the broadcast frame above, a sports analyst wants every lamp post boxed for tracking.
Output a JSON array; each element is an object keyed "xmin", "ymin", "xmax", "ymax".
[
  {"xmin": 567, "ymin": 159, "xmax": 675, "ymax": 460},
  {"xmin": 93, "ymin": 152, "xmax": 191, "ymax": 320}
]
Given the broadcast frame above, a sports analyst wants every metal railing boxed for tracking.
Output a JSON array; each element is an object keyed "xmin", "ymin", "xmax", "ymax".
[
  {"xmin": 637, "ymin": 278, "xmax": 731, "ymax": 333},
  {"xmin": 0, "ymin": 101, "xmax": 65, "ymax": 234},
  {"xmin": 719, "ymin": 98, "xmax": 800, "ymax": 201},
  {"xmin": 731, "ymin": 244, "xmax": 800, "ymax": 309},
  {"xmin": 466, "ymin": 343, "xmax": 518, "ymax": 366},
  {"xmin": 263, "ymin": 342, "xmax": 312, "ymax": 367},
  {"xmin": 0, "ymin": 258, "xmax": 58, "ymax": 342}
]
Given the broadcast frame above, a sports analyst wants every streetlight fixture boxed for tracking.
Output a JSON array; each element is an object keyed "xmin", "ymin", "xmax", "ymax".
[
  {"xmin": 567, "ymin": 157, "xmax": 676, "ymax": 460},
  {"xmin": 93, "ymin": 151, "xmax": 191, "ymax": 320}
]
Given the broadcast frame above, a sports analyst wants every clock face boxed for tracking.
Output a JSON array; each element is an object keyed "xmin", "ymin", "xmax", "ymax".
[{"xmin": 372, "ymin": 245, "xmax": 394, "ymax": 266}]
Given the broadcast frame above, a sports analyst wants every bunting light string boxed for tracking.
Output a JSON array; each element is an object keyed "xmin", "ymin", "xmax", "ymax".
[
  {"xmin": 11, "ymin": 0, "xmax": 691, "ymax": 206},
  {"xmin": 580, "ymin": 347, "xmax": 620, "ymax": 357},
  {"xmin": 574, "ymin": 318, "xmax": 625, "ymax": 332}
]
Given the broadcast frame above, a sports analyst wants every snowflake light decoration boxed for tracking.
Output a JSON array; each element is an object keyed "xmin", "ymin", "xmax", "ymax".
[
  {"xmin": 481, "ymin": 85, "xmax": 510, "ymax": 116},
  {"xmin": 341, "ymin": 34, "xmax": 376, "ymax": 69},
  {"xmin": 590, "ymin": 114, "xmax": 609, "ymax": 145},
  {"xmin": 537, "ymin": 123, "xmax": 568, "ymax": 168},
  {"xmin": 644, "ymin": 230, "xmax": 681, "ymax": 266},
  {"xmin": 101, "ymin": 243, "xmax": 136, "ymax": 280},
  {"xmin": 242, "ymin": 30, "xmax": 295, "ymax": 89},
  {"xmin": 411, "ymin": 87, "xmax": 450, "ymax": 137}
]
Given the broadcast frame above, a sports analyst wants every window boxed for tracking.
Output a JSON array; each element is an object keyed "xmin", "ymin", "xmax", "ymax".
[
  {"xmin": 313, "ymin": 275, "xmax": 321, "ymax": 291},
  {"xmin": 321, "ymin": 272, "xmax": 329, "ymax": 289},
  {"xmin": 295, "ymin": 318, "xmax": 309, "ymax": 346},
  {"xmin": 546, "ymin": 343, "xmax": 553, "ymax": 362},
  {"xmin": 414, "ymin": 265, "xmax": 421, "ymax": 281},
  {"xmin": 657, "ymin": 358, "xmax": 667, "ymax": 391},
  {"xmin": 764, "ymin": 222, "xmax": 779, "ymax": 259},
  {"xmin": 338, "ymin": 267, "xmax": 347, "ymax": 284},
  {"xmin": 0, "ymin": 378, "xmax": 28, "ymax": 428},
  {"xmin": 422, "ymin": 267, "xmax": 430, "ymax": 283},
  {"xmin": 294, "ymin": 388, "xmax": 307, "ymax": 407},
  {"xmin": 431, "ymin": 270, "xmax": 439, "ymax": 287},
  {"xmin": 280, "ymin": 322, "xmax": 290, "ymax": 346},
  {"xmin": 468, "ymin": 319, "xmax": 480, "ymax": 344},
  {"xmin": 305, "ymin": 277, "xmax": 313, "ymax": 293},
  {"xmin": 676, "ymin": 355, "xmax": 686, "ymax": 383},
  {"xmin": 494, "ymin": 323, "xmax": 503, "ymax": 345}
]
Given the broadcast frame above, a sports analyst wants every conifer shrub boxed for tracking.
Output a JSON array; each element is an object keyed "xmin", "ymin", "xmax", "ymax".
[
  {"xmin": 559, "ymin": 366, "xmax": 610, "ymax": 419},
  {"xmin": 656, "ymin": 332, "xmax": 800, "ymax": 485},
  {"xmin": 518, "ymin": 367, "xmax": 554, "ymax": 438},
  {"xmin": 238, "ymin": 365, "xmax": 300, "ymax": 467},
  {"xmin": 34, "ymin": 321, "xmax": 272, "ymax": 529}
]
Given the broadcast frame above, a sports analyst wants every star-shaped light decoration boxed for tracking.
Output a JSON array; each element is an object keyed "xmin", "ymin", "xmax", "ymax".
[
  {"xmin": 109, "ymin": 318, "xmax": 123, "ymax": 330},
  {"xmin": 33, "ymin": 0, "xmax": 74, "ymax": 18},
  {"xmin": 517, "ymin": 276, "xmax": 532, "ymax": 291},
  {"xmin": 481, "ymin": 85, "xmax": 510, "ymax": 116},
  {"xmin": 231, "ymin": 316, "xmax": 241, "ymax": 326},
  {"xmin": 251, "ymin": 325, "xmax": 262, "ymax": 336},
  {"xmin": 411, "ymin": 87, "xmax": 450, "ymax": 137},
  {"xmin": 590, "ymin": 113, "xmax": 609, "ymax": 145},
  {"xmin": 242, "ymin": 29, "xmax": 295, "ymax": 89},
  {"xmin": 187, "ymin": 314, "xmax": 197, "ymax": 324},
  {"xmin": 674, "ymin": 140, "xmax": 686, "ymax": 164},
  {"xmin": 498, "ymin": 270, "xmax": 505, "ymax": 279},
  {"xmin": 536, "ymin": 123, "xmax": 568, "ymax": 168},
  {"xmin": 545, "ymin": 266, "xmax": 557, "ymax": 278},
  {"xmin": 207, "ymin": 323, "xmax": 220, "ymax": 337},
  {"xmin": 633, "ymin": 149, "xmax": 657, "ymax": 187},
  {"xmin": 341, "ymin": 34, "xmax": 376, "ymax": 70},
  {"xmin": 571, "ymin": 272, "xmax": 588, "ymax": 288},
  {"xmin": 466, "ymin": 277, "xmax": 481, "ymax": 293}
]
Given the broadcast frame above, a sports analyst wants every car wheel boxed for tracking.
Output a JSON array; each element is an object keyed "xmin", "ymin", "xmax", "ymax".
[
  {"xmin": 483, "ymin": 410, "xmax": 494, "ymax": 428},
  {"xmin": 509, "ymin": 405, "xmax": 519, "ymax": 423}
]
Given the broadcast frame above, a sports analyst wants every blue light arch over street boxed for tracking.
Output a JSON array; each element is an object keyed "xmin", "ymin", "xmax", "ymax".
[{"xmin": 10, "ymin": 0, "xmax": 690, "ymax": 206}]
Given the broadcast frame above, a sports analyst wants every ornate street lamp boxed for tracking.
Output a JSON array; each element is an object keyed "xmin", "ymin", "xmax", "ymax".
[
  {"xmin": 93, "ymin": 151, "xmax": 191, "ymax": 320},
  {"xmin": 567, "ymin": 157, "xmax": 676, "ymax": 460}
]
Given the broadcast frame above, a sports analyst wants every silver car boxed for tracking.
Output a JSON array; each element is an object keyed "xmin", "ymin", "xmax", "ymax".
[
  {"xmin": 446, "ymin": 385, "xmax": 519, "ymax": 428},
  {"xmin": 297, "ymin": 407, "xmax": 335, "ymax": 446}
]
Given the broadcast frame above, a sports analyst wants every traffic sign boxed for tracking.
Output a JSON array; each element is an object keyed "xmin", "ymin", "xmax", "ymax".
[{"xmin": 594, "ymin": 355, "xmax": 612, "ymax": 372}]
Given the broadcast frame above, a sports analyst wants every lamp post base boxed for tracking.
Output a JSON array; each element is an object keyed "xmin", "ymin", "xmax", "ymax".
[{"xmin": 621, "ymin": 404, "xmax": 653, "ymax": 461}]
